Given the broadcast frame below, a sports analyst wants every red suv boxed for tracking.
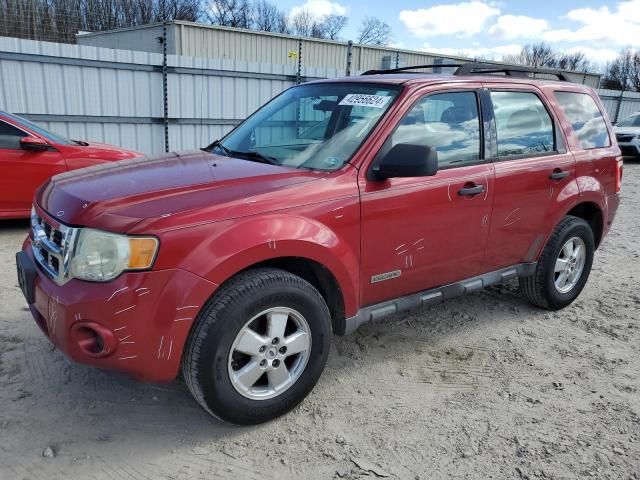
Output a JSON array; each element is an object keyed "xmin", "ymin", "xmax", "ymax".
[
  {"xmin": 16, "ymin": 64, "xmax": 622, "ymax": 424},
  {"xmin": 0, "ymin": 111, "xmax": 142, "ymax": 219}
]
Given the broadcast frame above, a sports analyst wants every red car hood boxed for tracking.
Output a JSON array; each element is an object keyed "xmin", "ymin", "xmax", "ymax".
[{"xmin": 36, "ymin": 150, "xmax": 322, "ymax": 232}]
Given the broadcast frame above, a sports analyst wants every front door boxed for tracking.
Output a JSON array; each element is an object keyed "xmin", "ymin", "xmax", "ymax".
[
  {"xmin": 0, "ymin": 120, "xmax": 67, "ymax": 217},
  {"xmin": 359, "ymin": 88, "xmax": 494, "ymax": 306}
]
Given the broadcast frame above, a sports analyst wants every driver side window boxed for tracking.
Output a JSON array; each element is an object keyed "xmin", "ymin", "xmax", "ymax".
[
  {"xmin": 391, "ymin": 91, "xmax": 481, "ymax": 168},
  {"xmin": 0, "ymin": 121, "xmax": 25, "ymax": 150}
]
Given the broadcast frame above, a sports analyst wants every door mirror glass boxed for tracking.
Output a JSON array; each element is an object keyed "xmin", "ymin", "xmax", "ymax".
[
  {"xmin": 20, "ymin": 136, "xmax": 50, "ymax": 151},
  {"xmin": 373, "ymin": 143, "xmax": 439, "ymax": 179}
]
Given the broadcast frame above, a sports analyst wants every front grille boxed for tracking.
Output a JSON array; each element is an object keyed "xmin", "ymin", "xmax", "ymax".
[
  {"xmin": 616, "ymin": 134, "xmax": 634, "ymax": 143},
  {"xmin": 31, "ymin": 209, "xmax": 77, "ymax": 285}
]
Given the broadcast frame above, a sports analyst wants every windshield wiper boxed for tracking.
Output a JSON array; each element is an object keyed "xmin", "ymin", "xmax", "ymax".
[
  {"xmin": 205, "ymin": 140, "xmax": 279, "ymax": 165},
  {"xmin": 230, "ymin": 150, "xmax": 281, "ymax": 165}
]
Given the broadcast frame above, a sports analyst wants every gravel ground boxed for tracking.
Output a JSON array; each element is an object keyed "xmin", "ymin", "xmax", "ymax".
[{"xmin": 0, "ymin": 164, "xmax": 639, "ymax": 480}]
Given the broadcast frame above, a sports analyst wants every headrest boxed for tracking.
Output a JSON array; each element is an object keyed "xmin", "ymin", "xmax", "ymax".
[{"xmin": 440, "ymin": 106, "xmax": 474, "ymax": 125}]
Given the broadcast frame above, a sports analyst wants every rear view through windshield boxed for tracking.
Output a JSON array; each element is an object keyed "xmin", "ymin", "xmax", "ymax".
[{"xmin": 211, "ymin": 83, "xmax": 400, "ymax": 171}]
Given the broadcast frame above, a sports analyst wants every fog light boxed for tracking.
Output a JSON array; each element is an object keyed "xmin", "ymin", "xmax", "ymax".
[{"xmin": 70, "ymin": 322, "xmax": 117, "ymax": 358}]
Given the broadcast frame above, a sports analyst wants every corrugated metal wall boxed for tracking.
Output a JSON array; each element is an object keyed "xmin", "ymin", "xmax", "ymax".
[
  {"xmin": 77, "ymin": 21, "xmax": 602, "ymax": 88},
  {"xmin": 598, "ymin": 89, "xmax": 640, "ymax": 122},
  {"xmin": 0, "ymin": 36, "xmax": 335, "ymax": 154},
  {"xmin": 0, "ymin": 36, "xmax": 630, "ymax": 156}
]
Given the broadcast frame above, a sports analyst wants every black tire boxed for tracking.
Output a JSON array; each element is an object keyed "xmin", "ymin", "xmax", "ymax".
[
  {"xmin": 520, "ymin": 215, "xmax": 595, "ymax": 310},
  {"xmin": 182, "ymin": 268, "xmax": 332, "ymax": 425}
]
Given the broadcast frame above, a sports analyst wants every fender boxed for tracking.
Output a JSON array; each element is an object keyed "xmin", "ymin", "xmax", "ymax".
[
  {"xmin": 575, "ymin": 174, "xmax": 608, "ymax": 210},
  {"xmin": 154, "ymin": 209, "xmax": 361, "ymax": 317},
  {"xmin": 529, "ymin": 177, "xmax": 605, "ymax": 261}
]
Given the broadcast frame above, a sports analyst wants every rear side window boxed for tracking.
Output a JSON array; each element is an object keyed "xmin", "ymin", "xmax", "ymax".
[
  {"xmin": 490, "ymin": 91, "xmax": 555, "ymax": 157},
  {"xmin": 391, "ymin": 91, "xmax": 481, "ymax": 168},
  {"xmin": 0, "ymin": 120, "xmax": 25, "ymax": 150},
  {"xmin": 554, "ymin": 92, "xmax": 611, "ymax": 149}
]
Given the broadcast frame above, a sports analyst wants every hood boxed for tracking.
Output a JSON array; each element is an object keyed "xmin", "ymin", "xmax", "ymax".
[{"xmin": 36, "ymin": 150, "xmax": 322, "ymax": 232}]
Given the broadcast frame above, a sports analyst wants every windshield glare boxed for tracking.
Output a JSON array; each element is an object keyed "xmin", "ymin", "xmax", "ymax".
[{"xmin": 215, "ymin": 83, "xmax": 400, "ymax": 171}]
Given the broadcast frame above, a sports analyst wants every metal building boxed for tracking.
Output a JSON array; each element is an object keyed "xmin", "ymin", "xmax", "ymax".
[{"xmin": 76, "ymin": 21, "xmax": 601, "ymax": 87}]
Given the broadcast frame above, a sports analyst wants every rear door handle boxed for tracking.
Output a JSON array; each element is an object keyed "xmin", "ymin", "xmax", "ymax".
[
  {"xmin": 458, "ymin": 184, "xmax": 485, "ymax": 196},
  {"xmin": 549, "ymin": 170, "xmax": 569, "ymax": 180}
]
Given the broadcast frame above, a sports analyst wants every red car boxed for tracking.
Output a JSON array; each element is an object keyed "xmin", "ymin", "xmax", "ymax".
[
  {"xmin": 0, "ymin": 111, "xmax": 142, "ymax": 219},
  {"xmin": 16, "ymin": 63, "xmax": 622, "ymax": 425}
]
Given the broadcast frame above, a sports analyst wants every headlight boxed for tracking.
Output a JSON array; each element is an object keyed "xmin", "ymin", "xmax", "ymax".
[{"xmin": 70, "ymin": 229, "xmax": 158, "ymax": 282}]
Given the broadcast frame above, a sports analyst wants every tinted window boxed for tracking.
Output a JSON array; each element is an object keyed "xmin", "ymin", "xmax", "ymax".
[
  {"xmin": 1, "ymin": 112, "xmax": 73, "ymax": 145},
  {"xmin": 491, "ymin": 91, "xmax": 555, "ymax": 157},
  {"xmin": 391, "ymin": 91, "xmax": 481, "ymax": 168},
  {"xmin": 554, "ymin": 92, "xmax": 610, "ymax": 149},
  {"xmin": 0, "ymin": 120, "xmax": 25, "ymax": 150}
]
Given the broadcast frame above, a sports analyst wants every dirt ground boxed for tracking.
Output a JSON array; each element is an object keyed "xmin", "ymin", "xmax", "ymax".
[{"xmin": 0, "ymin": 164, "xmax": 639, "ymax": 480}]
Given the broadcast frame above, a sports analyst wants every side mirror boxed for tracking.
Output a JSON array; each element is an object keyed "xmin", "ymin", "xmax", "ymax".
[
  {"xmin": 20, "ymin": 136, "xmax": 50, "ymax": 152},
  {"xmin": 372, "ymin": 143, "xmax": 438, "ymax": 180}
]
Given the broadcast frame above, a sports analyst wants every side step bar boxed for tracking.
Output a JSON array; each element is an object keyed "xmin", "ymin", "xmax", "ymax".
[{"xmin": 343, "ymin": 263, "xmax": 536, "ymax": 335}]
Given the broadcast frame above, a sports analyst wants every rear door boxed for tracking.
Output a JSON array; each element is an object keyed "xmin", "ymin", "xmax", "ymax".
[
  {"xmin": 480, "ymin": 85, "xmax": 576, "ymax": 271},
  {"xmin": 359, "ymin": 86, "xmax": 495, "ymax": 306},
  {"xmin": 0, "ymin": 120, "xmax": 67, "ymax": 217}
]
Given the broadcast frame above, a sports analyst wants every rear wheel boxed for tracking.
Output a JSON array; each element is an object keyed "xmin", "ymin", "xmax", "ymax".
[
  {"xmin": 182, "ymin": 268, "xmax": 332, "ymax": 425},
  {"xmin": 520, "ymin": 215, "xmax": 594, "ymax": 310}
]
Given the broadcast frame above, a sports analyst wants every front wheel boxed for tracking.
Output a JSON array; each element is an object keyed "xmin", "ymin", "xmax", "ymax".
[
  {"xmin": 520, "ymin": 215, "xmax": 595, "ymax": 310},
  {"xmin": 182, "ymin": 268, "xmax": 332, "ymax": 425}
]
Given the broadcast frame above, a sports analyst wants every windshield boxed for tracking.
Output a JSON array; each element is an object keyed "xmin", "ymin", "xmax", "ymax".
[
  {"xmin": 209, "ymin": 83, "xmax": 400, "ymax": 171},
  {"xmin": 617, "ymin": 114, "xmax": 640, "ymax": 127},
  {"xmin": 2, "ymin": 112, "xmax": 75, "ymax": 145}
]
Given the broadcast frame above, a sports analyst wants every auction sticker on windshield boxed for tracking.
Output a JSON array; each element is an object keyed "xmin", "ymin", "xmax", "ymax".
[{"xmin": 339, "ymin": 94, "xmax": 391, "ymax": 108}]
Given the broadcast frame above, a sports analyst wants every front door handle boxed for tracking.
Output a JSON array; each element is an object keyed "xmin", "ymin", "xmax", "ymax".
[
  {"xmin": 549, "ymin": 169, "xmax": 569, "ymax": 180},
  {"xmin": 458, "ymin": 184, "xmax": 485, "ymax": 196}
]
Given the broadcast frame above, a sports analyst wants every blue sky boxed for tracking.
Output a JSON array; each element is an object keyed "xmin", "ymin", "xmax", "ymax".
[{"xmin": 277, "ymin": 0, "xmax": 640, "ymax": 66}]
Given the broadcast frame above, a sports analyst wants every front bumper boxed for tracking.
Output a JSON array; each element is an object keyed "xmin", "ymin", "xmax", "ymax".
[{"xmin": 18, "ymin": 238, "xmax": 217, "ymax": 382}]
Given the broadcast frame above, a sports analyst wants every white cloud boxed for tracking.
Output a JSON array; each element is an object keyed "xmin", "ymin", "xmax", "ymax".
[
  {"xmin": 399, "ymin": 1, "xmax": 500, "ymax": 38},
  {"xmin": 542, "ymin": 0, "xmax": 640, "ymax": 46},
  {"xmin": 289, "ymin": 0, "xmax": 348, "ymax": 20},
  {"xmin": 564, "ymin": 46, "xmax": 619, "ymax": 64},
  {"xmin": 423, "ymin": 43, "xmax": 522, "ymax": 60},
  {"xmin": 488, "ymin": 15, "xmax": 548, "ymax": 39}
]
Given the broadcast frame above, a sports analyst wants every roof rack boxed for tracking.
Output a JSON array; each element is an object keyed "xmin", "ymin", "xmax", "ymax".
[
  {"xmin": 362, "ymin": 64, "xmax": 462, "ymax": 75},
  {"xmin": 454, "ymin": 62, "xmax": 569, "ymax": 81},
  {"xmin": 361, "ymin": 62, "xmax": 570, "ymax": 81}
]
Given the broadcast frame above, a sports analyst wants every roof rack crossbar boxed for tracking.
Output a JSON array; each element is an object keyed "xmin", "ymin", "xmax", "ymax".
[
  {"xmin": 454, "ymin": 62, "xmax": 569, "ymax": 81},
  {"xmin": 362, "ymin": 64, "xmax": 463, "ymax": 75},
  {"xmin": 360, "ymin": 61, "xmax": 570, "ymax": 82}
]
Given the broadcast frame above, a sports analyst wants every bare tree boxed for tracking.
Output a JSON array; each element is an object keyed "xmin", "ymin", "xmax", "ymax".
[
  {"xmin": 253, "ymin": 0, "xmax": 288, "ymax": 33},
  {"xmin": 631, "ymin": 52, "xmax": 640, "ymax": 92},
  {"xmin": 290, "ymin": 9, "xmax": 313, "ymax": 37},
  {"xmin": 321, "ymin": 14, "xmax": 347, "ymax": 40},
  {"xmin": 205, "ymin": 0, "xmax": 252, "ymax": 28},
  {"xmin": 357, "ymin": 16, "xmax": 391, "ymax": 46},
  {"xmin": 602, "ymin": 49, "xmax": 637, "ymax": 91},
  {"xmin": 0, "ymin": 0, "xmax": 199, "ymax": 43},
  {"xmin": 502, "ymin": 43, "xmax": 557, "ymax": 68},
  {"xmin": 501, "ymin": 43, "xmax": 593, "ymax": 77},
  {"xmin": 556, "ymin": 51, "xmax": 590, "ymax": 72}
]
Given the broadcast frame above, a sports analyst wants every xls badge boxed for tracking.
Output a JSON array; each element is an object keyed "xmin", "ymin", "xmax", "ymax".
[{"xmin": 370, "ymin": 270, "xmax": 401, "ymax": 284}]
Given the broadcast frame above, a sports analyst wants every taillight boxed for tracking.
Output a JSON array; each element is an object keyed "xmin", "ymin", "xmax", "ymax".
[{"xmin": 616, "ymin": 156, "xmax": 623, "ymax": 193}]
